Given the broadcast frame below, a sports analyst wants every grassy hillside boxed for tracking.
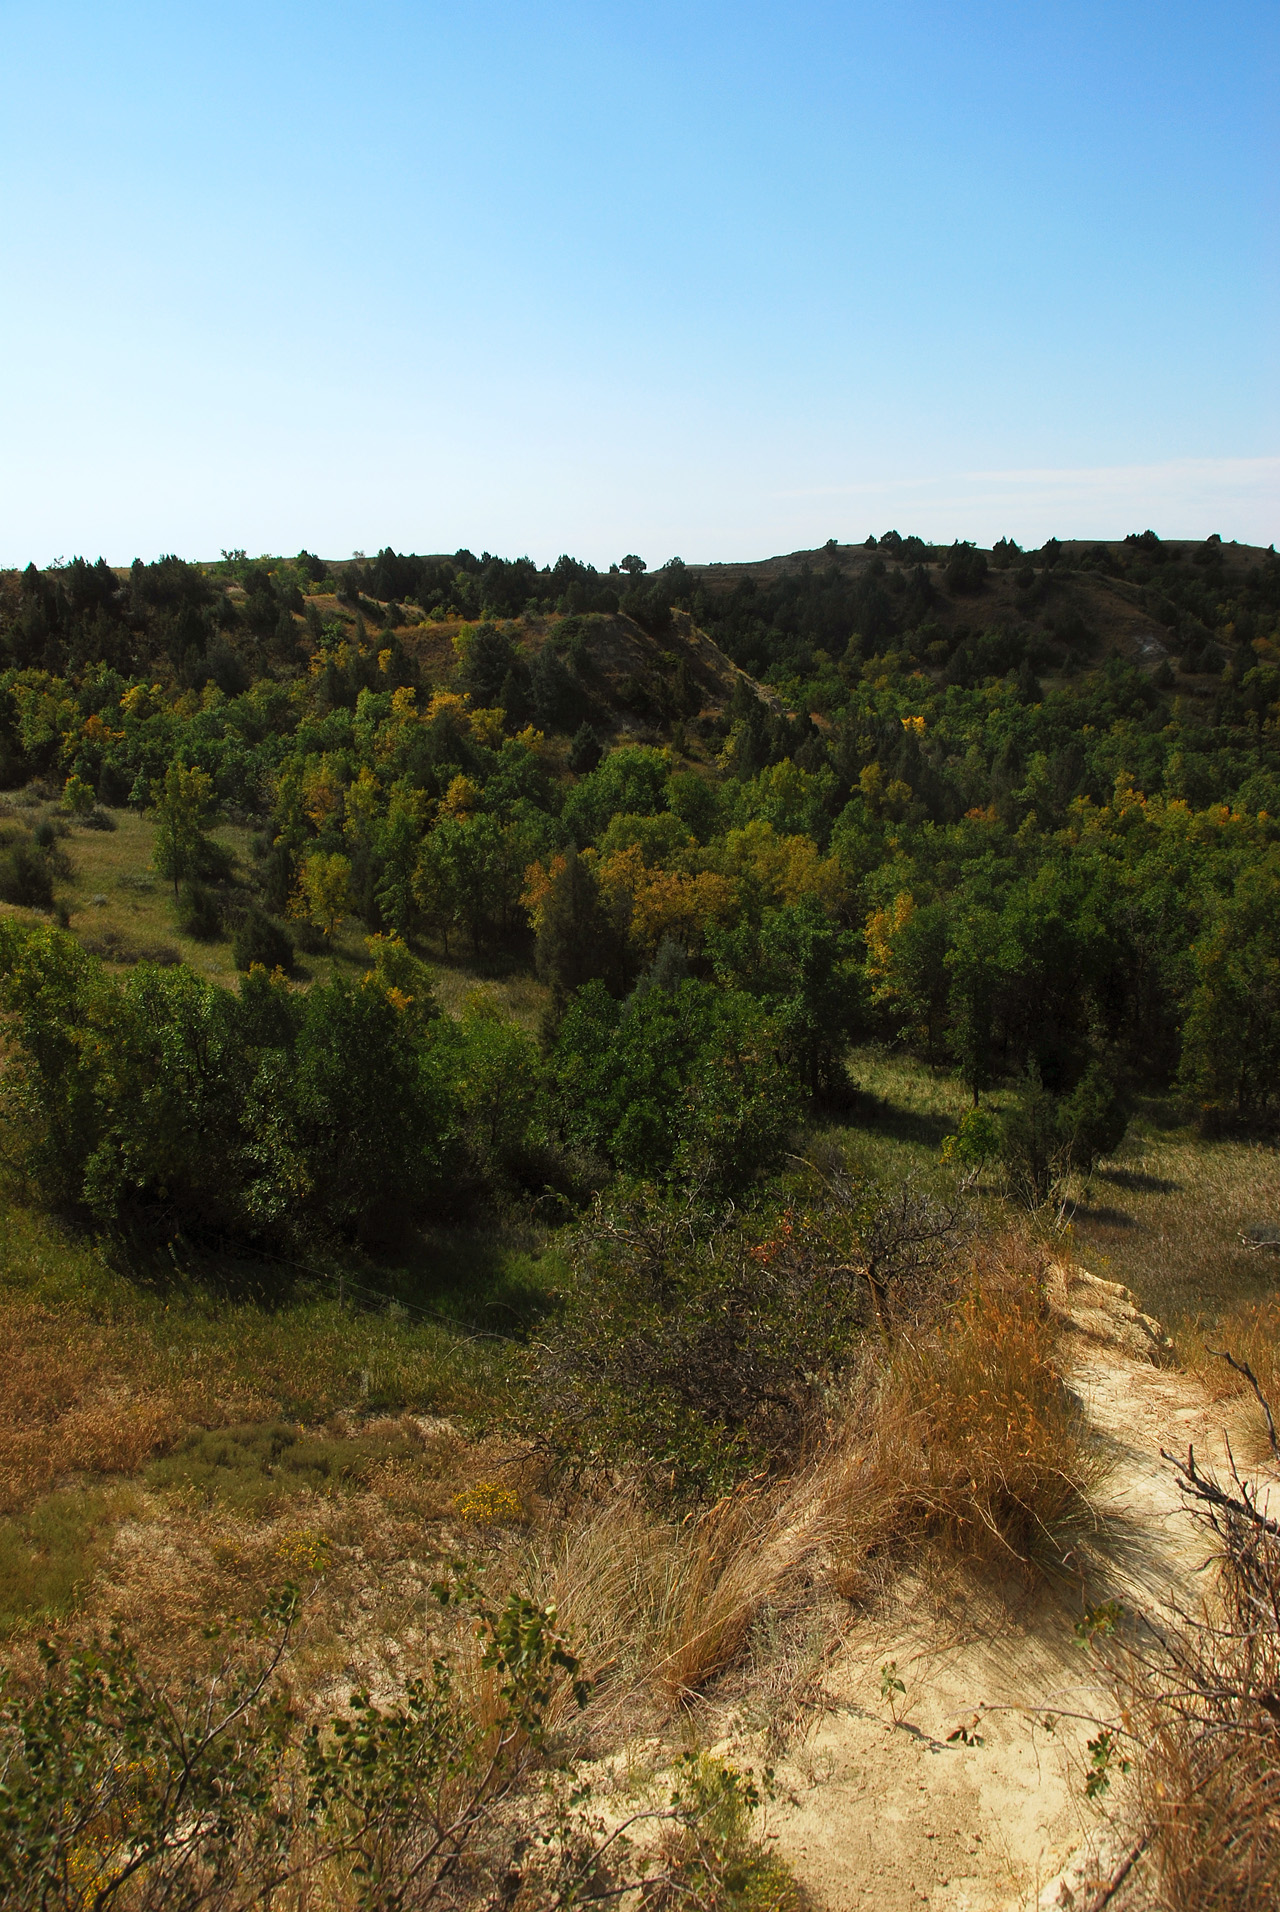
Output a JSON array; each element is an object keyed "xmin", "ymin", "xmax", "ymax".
[{"xmin": 0, "ymin": 530, "xmax": 1277, "ymax": 1907}]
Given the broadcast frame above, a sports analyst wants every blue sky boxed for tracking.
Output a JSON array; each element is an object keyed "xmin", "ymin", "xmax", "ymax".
[{"xmin": 2, "ymin": 0, "xmax": 1275, "ymax": 565}]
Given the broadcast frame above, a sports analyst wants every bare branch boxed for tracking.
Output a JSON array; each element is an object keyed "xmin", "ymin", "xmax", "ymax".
[{"xmin": 1205, "ymin": 1345, "xmax": 1280, "ymax": 1459}]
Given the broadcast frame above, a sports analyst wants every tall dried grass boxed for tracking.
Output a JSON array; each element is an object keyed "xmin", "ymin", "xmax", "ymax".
[
  {"xmin": 524, "ymin": 1481, "xmax": 826, "ymax": 1720},
  {"xmin": 1112, "ymin": 1432, "xmax": 1280, "ymax": 1909},
  {"xmin": 532, "ymin": 1248, "xmax": 1106, "ymax": 1714},
  {"xmin": 1185, "ymin": 1296, "xmax": 1280, "ymax": 1461},
  {"xmin": 829, "ymin": 1277, "xmax": 1108, "ymax": 1588}
]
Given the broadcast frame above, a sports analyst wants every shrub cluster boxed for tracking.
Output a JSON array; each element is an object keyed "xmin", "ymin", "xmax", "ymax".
[
  {"xmin": 0, "ymin": 1583, "xmax": 797, "ymax": 1911},
  {"xmin": 0, "ymin": 923, "xmax": 801, "ymax": 1247},
  {"xmin": 0, "ymin": 924, "xmax": 467, "ymax": 1242}
]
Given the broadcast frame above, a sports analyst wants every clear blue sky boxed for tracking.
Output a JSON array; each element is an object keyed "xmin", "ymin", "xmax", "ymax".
[{"xmin": 2, "ymin": 0, "xmax": 1275, "ymax": 566}]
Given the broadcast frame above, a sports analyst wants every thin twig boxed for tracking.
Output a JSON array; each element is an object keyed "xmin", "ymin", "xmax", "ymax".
[{"xmin": 1082, "ymin": 1835, "xmax": 1149, "ymax": 1912}]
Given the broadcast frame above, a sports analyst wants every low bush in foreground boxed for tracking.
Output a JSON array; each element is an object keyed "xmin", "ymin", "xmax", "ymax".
[{"xmin": 0, "ymin": 1582, "xmax": 799, "ymax": 1911}]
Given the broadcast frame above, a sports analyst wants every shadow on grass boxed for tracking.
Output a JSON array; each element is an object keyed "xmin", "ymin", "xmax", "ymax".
[
  {"xmin": 419, "ymin": 938, "xmax": 536, "ymax": 983},
  {"xmin": 1068, "ymin": 1202, "xmax": 1139, "ymax": 1229},
  {"xmin": 842, "ymin": 1087, "xmax": 955, "ymax": 1150},
  {"xmin": 1094, "ymin": 1166, "xmax": 1181, "ymax": 1195},
  {"xmin": 386, "ymin": 1224, "xmax": 560, "ymax": 1336},
  {"xmin": 91, "ymin": 1212, "xmax": 559, "ymax": 1342}
]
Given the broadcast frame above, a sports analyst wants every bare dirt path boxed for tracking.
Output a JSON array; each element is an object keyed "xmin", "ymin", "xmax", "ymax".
[{"xmin": 729, "ymin": 1275, "xmax": 1264, "ymax": 1912}]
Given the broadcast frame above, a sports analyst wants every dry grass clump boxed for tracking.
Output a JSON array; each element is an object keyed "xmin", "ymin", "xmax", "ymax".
[
  {"xmin": 829, "ymin": 1261, "xmax": 1106, "ymax": 1589},
  {"xmin": 1108, "ymin": 1426, "xmax": 1280, "ymax": 1909},
  {"xmin": 1183, "ymin": 1297, "xmax": 1280, "ymax": 1459},
  {"xmin": 533, "ymin": 1245, "xmax": 1105, "ymax": 1716},
  {"xmin": 524, "ymin": 1483, "xmax": 820, "ymax": 1719},
  {"xmin": 0, "ymin": 1300, "xmax": 183, "ymax": 1513},
  {"xmin": 652, "ymin": 1491, "xmax": 795, "ymax": 1703}
]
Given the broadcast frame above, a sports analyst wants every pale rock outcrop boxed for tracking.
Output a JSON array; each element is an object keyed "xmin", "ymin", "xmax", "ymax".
[{"xmin": 1046, "ymin": 1260, "xmax": 1173, "ymax": 1363}]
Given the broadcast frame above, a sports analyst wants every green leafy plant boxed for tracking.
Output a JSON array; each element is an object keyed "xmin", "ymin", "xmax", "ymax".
[
  {"xmin": 0, "ymin": 1588, "xmax": 301, "ymax": 1910},
  {"xmin": 879, "ymin": 1660, "xmax": 906, "ymax": 1720},
  {"xmin": 1084, "ymin": 1727, "xmax": 1130, "ymax": 1799}
]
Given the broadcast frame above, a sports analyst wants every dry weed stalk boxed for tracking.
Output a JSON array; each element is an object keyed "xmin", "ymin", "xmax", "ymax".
[{"xmin": 1095, "ymin": 1360, "xmax": 1280, "ymax": 1910}]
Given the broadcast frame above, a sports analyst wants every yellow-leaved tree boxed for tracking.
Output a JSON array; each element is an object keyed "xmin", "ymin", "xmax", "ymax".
[{"xmin": 296, "ymin": 851, "xmax": 352, "ymax": 938}]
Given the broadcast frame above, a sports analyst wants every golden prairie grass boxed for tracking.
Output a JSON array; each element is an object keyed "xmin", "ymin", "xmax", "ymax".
[
  {"xmin": 0, "ymin": 1197, "xmax": 498, "ymax": 1433},
  {"xmin": 1131, "ymin": 1694, "xmax": 1280, "ymax": 1911},
  {"xmin": 827, "ymin": 1278, "xmax": 1107, "ymax": 1589},
  {"xmin": 0, "ymin": 1300, "xmax": 182, "ymax": 1514},
  {"xmin": 0, "ymin": 1181, "xmax": 1103, "ymax": 1744},
  {"xmin": 0, "ymin": 1189, "xmax": 517, "ymax": 1648},
  {"xmin": 523, "ymin": 1485, "xmax": 812, "ymax": 1718},
  {"xmin": 1180, "ymin": 1296, "xmax": 1280, "ymax": 1464}
]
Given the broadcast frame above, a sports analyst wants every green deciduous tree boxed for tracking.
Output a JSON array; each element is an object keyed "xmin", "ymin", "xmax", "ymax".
[
  {"xmin": 152, "ymin": 759, "xmax": 215, "ymax": 897},
  {"xmin": 551, "ymin": 976, "xmax": 797, "ymax": 1189},
  {"xmin": 530, "ymin": 849, "xmax": 626, "ymax": 999},
  {"xmin": 1179, "ymin": 858, "xmax": 1280, "ymax": 1129},
  {"xmin": 296, "ymin": 850, "xmax": 353, "ymax": 938},
  {"xmin": 710, "ymin": 897, "xmax": 861, "ymax": 1099}
]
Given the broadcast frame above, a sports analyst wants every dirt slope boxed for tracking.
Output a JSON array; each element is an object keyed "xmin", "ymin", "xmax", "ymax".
[{"xmin": 725, "ymin": 1272, "xmax": 1266, "ymax": 1912}]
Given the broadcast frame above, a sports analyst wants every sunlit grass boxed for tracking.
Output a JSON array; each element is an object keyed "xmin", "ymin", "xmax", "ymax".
[
  {"xmin": 824, "ymin": 1047, "xmax": 1280, "ymax": 1336},
  {"xmin": 0, "ymin": 1188, "xmax": 542, "ymax": 1633},
  {"xmin": 0, "ymin": 1483, "xmax": 143, "ymax": 1635},
  {"xmin": 25, "ymin": 787, "xmax": 552, "ymax": 1017},
  {"xmin": 429, "ymin": 963, "xmax": 549, "ymax": 1032},
  {"xmin": 1068, "ymin": 1116, "xmax": 1280, "ymax": 1330},
  {"xmin": 51, "ymin": 802, "xmax": 252, "ymax": 980},
  {"xmin": 810, "ymin": 1042, "xmax": 994, "ymax": 1185}
]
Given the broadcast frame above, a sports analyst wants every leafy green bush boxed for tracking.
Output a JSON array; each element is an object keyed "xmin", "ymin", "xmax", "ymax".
[
  {"xmin": 176, "ymin": 880, "xmax": 222, "ymax": 941},
  {"xmin": 941, "ymin": 1105, "xmax": 1002, "ymax": 1170},
  {"xmin": 0, "ymin": 923, "xmax": 462, "ymax": 1241},
  {"xmin": 0, "ymin": 1583, "xmax": 793, "ymax": 1910},
  {"xmin": 551, "ymin": 977, "xmax": 798, "ymax": 1191},
  {"xmin": 0, "ymin": 839, "xmax": 52, "ymax": 908},
  {"xmin": 232, "ymin": 907, "xmax": 294, "ymax": 974},
  {"xmin": 532, "ymin": 1187, "xmax": 867, "ymax": 1496},
  {"xmin": 999, "ymin": 1059, "xmax": 1128, "ymax": 1205}
]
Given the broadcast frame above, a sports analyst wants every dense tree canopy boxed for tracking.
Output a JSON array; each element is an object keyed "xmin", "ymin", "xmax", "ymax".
[{"xmin": 0, "ymin": 530, "xmax": 1277, "ymax": 1246}]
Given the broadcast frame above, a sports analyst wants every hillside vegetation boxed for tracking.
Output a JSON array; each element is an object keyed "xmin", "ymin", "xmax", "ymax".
[{"xmin": 0, "ymin": 529, "xmax": 1278, "ymax": 1908}]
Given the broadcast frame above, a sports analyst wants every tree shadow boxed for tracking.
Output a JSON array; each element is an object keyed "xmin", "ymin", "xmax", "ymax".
[
  {"xmin": 842, "ymin": 1087, "xmax": 954, "ymax": 1148},
  {"xmin": 1070, "ymin": 1203, "xmax": 1139, "ymax": 1229},
  {"xmin": 1094, "ymin": 1166, "xmax": 1180, "ymax": 1194},
  {"xmin": 383, "ymin": 1223, "xmax": 557, "ymax": 1336}
]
